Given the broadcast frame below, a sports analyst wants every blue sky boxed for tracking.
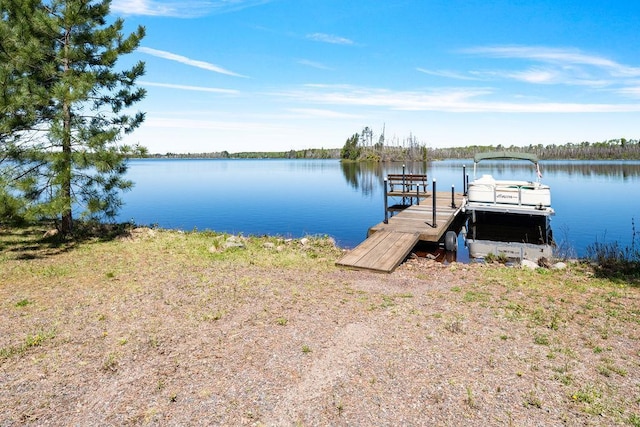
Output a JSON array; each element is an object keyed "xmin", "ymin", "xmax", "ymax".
[{"xmin": 110, "ymin": 0, "xmax": 640, "ymax": 154}]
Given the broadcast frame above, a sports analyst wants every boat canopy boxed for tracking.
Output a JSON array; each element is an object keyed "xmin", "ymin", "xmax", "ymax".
[
  {"xmin": 474, "ymin": 151, "xmax": 539, "ymax": 164},
  {"xmin": 472, "ymin": 151, "xmax": 542, "ymax": 181}
]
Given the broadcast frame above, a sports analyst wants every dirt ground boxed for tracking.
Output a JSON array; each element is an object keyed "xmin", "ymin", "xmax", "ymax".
[{"xmin": 1, "ymin": 229, "xmax": 639, "ymax": 426}]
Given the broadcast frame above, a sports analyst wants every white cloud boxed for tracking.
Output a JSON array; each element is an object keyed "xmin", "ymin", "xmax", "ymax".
[
  {"xmin": 111, "ymin": 0, "xmax": 273, "ymax": 17},
  {"xmin": 416, "ymin": 68, "xmax": 482, "ymax": 81},
  {"xmin": 278, "ymin": 84, "xmax": 492, "ymax": 111},
  {"xmin": 306, "ymin": 33, "xmax": 355, "ymax": 45},
  {"xmin": 286, "ymin": 108, "xmax": 364, "ymax": 119},
  {"xmin": 506, "ymin": 69, "xmax": 612, "ymax": 87},
  {"xmin": 463, "ymin": 45, "xmax": 640, "ymax": 78},
  {"xmin": 298, "ymin": 59, "xmax": 333, "ymax": 71},
  {"xmin": 275, "ymin": 84, "xmax": 640, "ymax": 113},
  {"xmin": 618, "ymin": 86, "xmax": 640, "ymax": 98},
  {"xmin": 139, "ymin": 81, "xmax": 239, "ymax": 94},
  {"xmin": 450, "ymin": 45, "xmax": 640, "ymax": 91},
  {"xmin": 139, "ymin": 47, "xmax": 247, "ymax": 78},
  {"xmin": 506, "ymin": 68, "xmax": 558, "ymax": 84},
  {"xmin": 468, "ymin": 68, "xmax": 612, "ymax": 88}
]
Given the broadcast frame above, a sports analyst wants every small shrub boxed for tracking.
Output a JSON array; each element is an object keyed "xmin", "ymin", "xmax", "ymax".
[
  {"xmin": 523, "ymin": 390, "xmax": 542, "ymax": 408},
  {"xmin": 445, "ymin": 316, "xmax": 465, "ymax": 334},
  {"xmin": 465, "ymin": 386, "xmax": 477, "ymax": 409},
  {"xmin": 485, "ymin": 252, "xmax": 509, "ymax": 264},
  {"xmin": 534, "ymin": 334, "xmax": 550, "ymax": 346},
  {"xmin": 102, "ymin": 352, "xmax": 119, "ymax": 372},
  {"xmin": 553, "ymin": 373, "xmax": 573, "ymax": 386},
  {"xmin": 202, "ymin": 310, "xmax": 224, "ymax": 321},
  {"xmin": 586, "ymin": 218, "xmax": 640, "ymax": 277}
]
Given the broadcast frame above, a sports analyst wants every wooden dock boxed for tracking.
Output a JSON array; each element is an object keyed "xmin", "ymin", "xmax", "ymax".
[{"xmin": 337, "ymin": 192, "xmax": 465, "ymax": 273}]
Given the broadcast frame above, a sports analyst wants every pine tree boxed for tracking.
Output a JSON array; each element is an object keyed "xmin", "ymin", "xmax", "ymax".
[
  {"xmin": 340, "ymin": 133, "xmax": 361, "ymax": 160},
  {"xmin": 0, "ymin": 0, "xmax": 146, "ymax": 233}
]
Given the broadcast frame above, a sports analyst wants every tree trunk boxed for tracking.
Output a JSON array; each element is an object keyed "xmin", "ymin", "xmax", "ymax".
[
  {"xmin": 60, "ymin": 28, "xmax": 73, "ymax": 235},
  {"xmin": 60, "ymin": 100, "xmax": 73, "ymax": 234}
]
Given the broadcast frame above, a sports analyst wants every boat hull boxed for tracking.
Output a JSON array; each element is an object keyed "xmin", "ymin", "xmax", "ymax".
[
  {"xmin": 467, "ymin": 238, "xmax": 553, "ymax": 262},
  {"xmin": 464, "ymin": 211, "xmax": 554, "ymax": 262}
]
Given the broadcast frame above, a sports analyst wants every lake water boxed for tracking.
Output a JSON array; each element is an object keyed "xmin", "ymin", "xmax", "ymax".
[{"xmin": 118, "ymin": 158, "xmax": 640, "ymax": 259}]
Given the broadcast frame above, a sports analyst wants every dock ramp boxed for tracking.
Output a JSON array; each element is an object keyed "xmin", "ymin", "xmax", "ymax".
[{"xmin": 336, "ymin": 230, "xmax": 420, "ymax": 273}]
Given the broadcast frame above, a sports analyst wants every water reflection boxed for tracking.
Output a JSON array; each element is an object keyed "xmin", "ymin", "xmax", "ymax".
[
  {"xmin": 339, "ymin": 161, "xmax": 430, "ymax": 194},
  {"xmin": 339, "ymin": 161, "xmax": 383, "ymax": 196},
  {"xmin": 452, "ymin": 160, "xmax": 640, "ymax": 180},
  {"xmin": 544, "ymin": 161, "xmax": 640, "ymax": 180},
  {"xmin": 339, "ymin": 160, "xmax": 640, "ymax": 193}
]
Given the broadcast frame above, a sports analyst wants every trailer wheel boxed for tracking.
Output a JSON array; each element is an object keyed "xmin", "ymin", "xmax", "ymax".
[{"xmin": 445, "ymin": 231, "xmax": 458, "ymax": 252}]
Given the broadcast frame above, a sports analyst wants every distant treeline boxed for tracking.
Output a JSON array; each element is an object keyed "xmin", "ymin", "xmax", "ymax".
[
  {"xmin": 148, "ymin": 148, "xmax": 340, "ymax": 159},
  {"xmin": 146, "ymin": 138, "xmax": 640, "ymax": 161},
  {"xmin": 340, "ymin": 127, "xmax": 640, "ymax": 161},
  {"xmin": 429, "ymin": 138, "xmax": 640, "ymax": 160}
]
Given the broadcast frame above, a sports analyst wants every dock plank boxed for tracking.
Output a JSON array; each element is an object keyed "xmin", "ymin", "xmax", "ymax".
[
  {"xmin": 371, "ymin": 192, "xmax": 465, "ymax": 241},
  {"xmin": 337, "ymin": 192, "xmax": 465, "ymax": 272},
  {"xmin": 363, "ymin": 232, "xmax": 418, "ymax": 272},
  {"xmin": 336, "ymin": 230, "xmax": 391, "ymax": 267},
  {"xmin": 336, "ymin": 231, "xmax": 420, "ymax": 273}
]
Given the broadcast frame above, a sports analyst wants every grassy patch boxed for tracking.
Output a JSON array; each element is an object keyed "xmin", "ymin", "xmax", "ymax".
[
  {"xmin": 533, "ymin": 334, "xmax": 550, "ymax": 346},
  {"xmin": 15, "ymin": 298, "xmax": 32, "ymax": 307},
  {"xmin": 0, "ymin": 329, "xmax": 56, "ymax": 360},
  {"xmin": 572, "ymin": 384, "xmax": 602, "ymax": 405},
  {"xmin": 462, "ymin": 290, "xmax": 491, "ymax": 303}
]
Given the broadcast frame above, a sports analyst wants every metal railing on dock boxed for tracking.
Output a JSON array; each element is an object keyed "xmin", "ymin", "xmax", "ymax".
[{"xmin": 383, "ymin": 165, "xmax": 428, "ymax": 224}]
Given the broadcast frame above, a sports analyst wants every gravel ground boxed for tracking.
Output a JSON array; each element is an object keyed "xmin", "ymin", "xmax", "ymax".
[{"xmin": 1, "ymin": 229, "xmax": 639, "ymax": 426}]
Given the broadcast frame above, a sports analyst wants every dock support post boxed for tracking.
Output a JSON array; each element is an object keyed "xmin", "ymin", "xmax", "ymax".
[
  {"xmin": 416, "ymin": 185, "xmax": 420, "ymax": 205},
  {"xmin": 462, "ymin": 165, "xmax": 466, "ymax": 195},
  {"xmin": 432, "ymin": 179, "xmax": 437, "ymax": 228},
  {"xmin": 402, "ymin": 164, "xmax": 406, "ymax": 206},
  {"xmin": 383, "ymin": 179, "xmax": 389, "ymax": 224},
  {"xmin": 451, "ymin": 185, "xmax": 455, "ymax": 208}
]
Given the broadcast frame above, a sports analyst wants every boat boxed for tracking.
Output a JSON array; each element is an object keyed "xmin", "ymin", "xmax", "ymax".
[
  {"xmin": 463, "ymin": 151, "xmax": 554, "ymax": 219},
  {"xmin": 463, "ymin": 212, "xmax": 554, "ymax": 262}
]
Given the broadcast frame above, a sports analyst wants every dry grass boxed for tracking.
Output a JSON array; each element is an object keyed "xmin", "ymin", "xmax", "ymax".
[{"xmin": 1, "ymin": 226, "xmax": 639, "ymax": 426}]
